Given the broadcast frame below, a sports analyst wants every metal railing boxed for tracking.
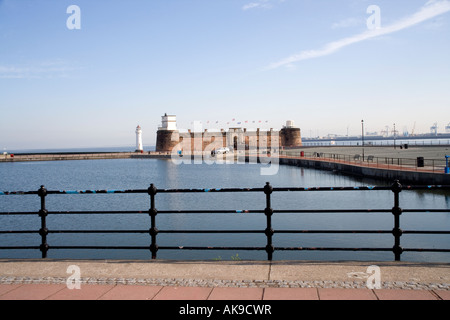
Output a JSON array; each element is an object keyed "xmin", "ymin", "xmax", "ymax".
[
  {"xmin": 1, "ymin": 180, "xmax": 449, "ymax": 261},
  {"xmin": 280, "ymin": 150, "xmax": 448, "ymax": 173}
]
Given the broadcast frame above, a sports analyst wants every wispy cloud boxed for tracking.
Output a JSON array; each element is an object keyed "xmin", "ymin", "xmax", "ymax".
[
  {"xmin": 266, "ymin": 0, "xmax": 450, "ymax": 70},
  {"xmin": 0, "ymin": 60, "xmax": 78, "ymax": 79},
  {"xmin": 242, "ymin": 0, "xmax": 284, "ymax": 11}
]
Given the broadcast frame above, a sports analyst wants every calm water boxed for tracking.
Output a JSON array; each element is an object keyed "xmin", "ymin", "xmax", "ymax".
[{"xmin": 1, "ymin": 158, "xmax": 449, "ymax": 262}]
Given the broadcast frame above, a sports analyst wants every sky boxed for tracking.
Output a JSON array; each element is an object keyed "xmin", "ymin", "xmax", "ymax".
[{"xmin": 0, "ymin": 0, "xmax": 449, "ymax": 150}]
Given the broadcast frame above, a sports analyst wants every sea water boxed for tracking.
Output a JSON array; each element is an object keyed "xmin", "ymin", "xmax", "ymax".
[{"xmin": 0, "ymin": 158, "xmax": 449, "ymax": 262}]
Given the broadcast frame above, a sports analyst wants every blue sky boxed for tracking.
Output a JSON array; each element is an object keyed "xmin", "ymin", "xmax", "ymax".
[{"xmin": 0, "ymin": 0, "xmax": 449, "ymax": 149}]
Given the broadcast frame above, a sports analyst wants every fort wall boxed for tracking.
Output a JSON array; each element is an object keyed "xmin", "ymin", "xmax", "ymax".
[{"xmin": 155, "ymin": 127, "xmax": 302, "ymax": 152}]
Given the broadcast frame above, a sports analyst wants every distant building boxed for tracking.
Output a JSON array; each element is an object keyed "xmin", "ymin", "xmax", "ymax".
[{"xmin": 155, "ymin": 114, "xmax": 302, "ymax": 152}]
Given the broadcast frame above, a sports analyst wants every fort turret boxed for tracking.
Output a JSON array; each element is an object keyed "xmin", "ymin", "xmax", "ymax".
[
  {"xmin": 155, "ymin": 114, "xmax": 180, "ymax": 152},
  {"xmin": 280, "ymin": 120, "xmax": 302, "ymax": 148}
]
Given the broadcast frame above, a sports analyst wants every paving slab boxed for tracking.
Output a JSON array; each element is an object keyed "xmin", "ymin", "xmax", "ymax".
[
  {"xmin": 46, "ymin": 284, "xmax": 115, "ymax": 300},
  {"xmin": 153, "ymin": 286, "xmax": 213, "ymax": 300},
  {"xmin": 0, "ymin": 284, "xmax": 22, "ymax": 296},
  {"xmin": 99, "ymin": 285, "xmax": 163, "ymax": 300},
  {"xmin": 317, "ymin": 288, "xmax": 378, "ymax": 300},
  {"xmin": 373, "ymin": 289, "xmax": 438, "ymax": 300},
  {"xmin": 434, "ymin": 290, "xmax": 450, "ymax": 300},
  {"xmin": 263, "ymin": 287, "xmax": 318, "ymax": 300},
  {"xmin": 208, "ymin": 287, "xmax": 264, "ymax": 300},
  {"xmin": 0, "ymin": 284, "xmax": 65, "ymax": 300}
]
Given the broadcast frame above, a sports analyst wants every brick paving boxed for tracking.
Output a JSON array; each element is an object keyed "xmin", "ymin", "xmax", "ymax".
[
  {"xmin": 0, "ymin": 282, "xmax": 447, "ymax": 300},
  {"xmin": 0, "ymin": 259, "xmax": 448, "ymax": 300}
]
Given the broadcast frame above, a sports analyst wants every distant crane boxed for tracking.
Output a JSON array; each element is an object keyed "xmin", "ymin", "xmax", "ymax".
[
  {"xmin": 380, "ymin": 125, "xmax": 390, "ymax": 137},
  {"xmin": 402, "ymin": 126, "xmax": 409, "ymax": 137},
  {"xmin": 430, "ymin": 122, "xmax": 438, "ymax": 136},
  {"xmin": 411, "ymin": 122, "xmax": 416, "ymax": 136}
]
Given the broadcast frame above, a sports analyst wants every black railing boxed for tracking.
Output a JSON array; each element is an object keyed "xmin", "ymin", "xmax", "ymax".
[{"xmin": 1, "ymin": 180, "xmax": 449, "ymax": 261}]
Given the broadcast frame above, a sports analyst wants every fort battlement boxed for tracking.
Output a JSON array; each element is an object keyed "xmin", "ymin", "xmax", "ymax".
[{"xmin": 155, "ymin": 114, "xmax": 302, "ymax": 152}]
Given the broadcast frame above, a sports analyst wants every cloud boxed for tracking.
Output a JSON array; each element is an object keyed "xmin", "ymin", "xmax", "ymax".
[
  {"xmin": 243, "ymin": 2, "xmax": 267, "ymax": 11},
  {"xmin": 0, "ymin": 60, "xmax": 78, "ymax": 79},
  {"xmin": 266, "ymin": 0, "xmax": 450, "ymax": 69},
  {"xmin": 242, "ymin": 0, "xmax": 284, "ymax": 11}
]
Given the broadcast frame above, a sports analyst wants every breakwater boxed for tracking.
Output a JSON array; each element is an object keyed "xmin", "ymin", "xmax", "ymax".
[{"xmin": 0, "ymin": 151, "xmax": 171, "ymax": 162}]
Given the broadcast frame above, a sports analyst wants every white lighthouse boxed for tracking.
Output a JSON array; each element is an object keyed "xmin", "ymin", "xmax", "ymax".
[{"xmin": 135, "ymin": 125, "xmax": 143, "ymax": 152}]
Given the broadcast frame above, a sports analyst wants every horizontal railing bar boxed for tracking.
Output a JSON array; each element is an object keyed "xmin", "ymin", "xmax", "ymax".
[
  {"xmin": 0, "ymin": 246, "xmax": 40, "ymax": 250},
  {"xmin": 274, "ymin": 230, "xmax": 391, "ymax": 234},
  {"xmin": 0, "ymin": 212, "xmax": 41, "ymax": 215},
  {"xmin": 48, "ymin": 190, "xmax": 148, "ymax": 195},
  {"xmin": 273, "ymin": 209, "xmax": 391, "ymax": 213},
  {"xmin": 48, "ymin": 246, "xmax": 267, "ymax": 251},
  {"xmin": 0, "ymin": 191, "xmax": 38, "ymax": 195},
  {"xmin": 274, "ymin": 247, "xmax": 393, "ymax": 251},
  {"xmin": 158, "ymin": 246, "xmax": 266, "ymax": 250},
  {"xmin": 402, "ymin": 209, "xmax": 450, "ymax": 213},
  {"xmin": 47, "ymin": 230, "xmax": 148, "ymax": 234},
  {"xmin": 159, "ymin": 230, "xmax": 264, "ymax": 234},
  {"xmin": 273, "ymin": 187, "xmax": 391, "ymax": 191},
  {"xmin": 0, "ymin": 209, "xmax": 393, "ymax": 215},
  {"xmin": 46, "ymin": 211, "xmax": 147, "ymax": 215},
  {"xmin": 1, "ymin": 245, "xmax": 449, "ymax": 252},
  {"xmin": 403, "ymin": 248, "xmax": 450, "ymax": 252},
  {"xmin": 158, "ymin": 210, "xmax": 265, "ymax": 214},
  {"xmin": 158, "ymin": 188, "xmax": 265, "ymax": 193},
  {"xmin": 46, "ymin": 230, "xmax": 262, "ymax": 234},
  {"xmin": 0, "ymin": 231, "xmax": 38, "ymax": 234},
  {"xmin": 2, "ymin": 185, "xmax": 450, "ymax": 196},
  {"xmin": 402, "ymin": 230, "xmax": 450, "ymax": 234},
  {"xmin": 2, "ymin": 230, "xmax": 448, "ymax": 235},
  {"xmin": 49, "ymin": 246, "xmax": 151, "ymax": 250},
  {"xmin": 2, "ymin": 209, "xmax": 450, "ymax": 216}
]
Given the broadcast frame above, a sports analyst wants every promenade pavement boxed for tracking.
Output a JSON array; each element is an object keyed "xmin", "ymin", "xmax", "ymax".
[
  {"xmin": 0, "ymin": 259, "xmax": 449, "ymax": 300},
  {"xmin": 295, "ymin": 145, "xmax": 450, "ymax": 160}
]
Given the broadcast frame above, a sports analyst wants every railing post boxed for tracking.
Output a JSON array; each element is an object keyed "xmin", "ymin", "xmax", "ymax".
[
  {"xmin": 38, "ymin": 185, "xmax": 49, "ymax": 258},
  {"xmin": 148, "ymin": 183, "xmax": 158, "ymax": 259},
  {"xmin": 264, "ymin": 182, "xmax": 274, "ymax": 261},
  {"xmin": 391, "ymin": 180, "xmax": 403, "ymax": 261}
]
